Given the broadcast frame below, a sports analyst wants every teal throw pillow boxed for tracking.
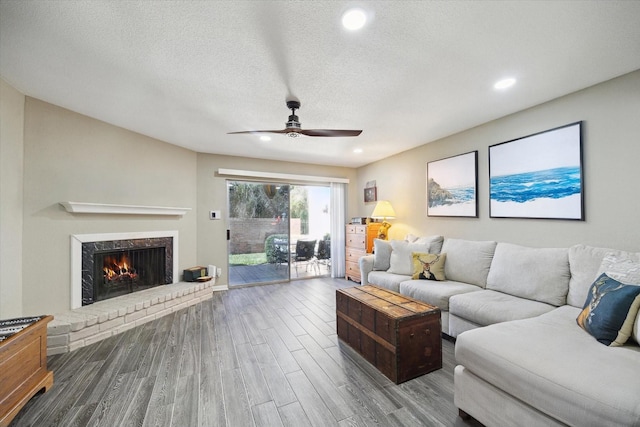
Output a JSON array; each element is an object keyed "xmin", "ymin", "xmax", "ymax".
[{"xmin": 576, "ymin": 273, "xmax": 640, "ymax": 346}]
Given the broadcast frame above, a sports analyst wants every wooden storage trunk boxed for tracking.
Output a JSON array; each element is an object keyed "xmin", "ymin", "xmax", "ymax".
[
  {"xmin": 0, "ymin": 315, "xmax": 54, "ymax": 427},
  {"xmin": 336, "ymin": 285, "xmax": 441, "ymax": 384}
]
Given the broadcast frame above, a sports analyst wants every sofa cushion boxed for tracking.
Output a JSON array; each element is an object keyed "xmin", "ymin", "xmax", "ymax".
[
  {"xmin": 567, "ymin": 245, "xmax": 640, "ymax": 308},
  {"xmin": 440, "ymin": 239, "xmax": 497, "ymax": 288},
  {"xmin": 373, "ymin": 239, "xmax": 392, "ymax": 271},
  {"xmin": 450, "ymin": 289, "xmax": 555, "ymax": 326},
  {"xmin": 455, "ymin": 306, "xmax": 640, "ymax": 427},
  {"xmin": 399, "ymin": 279, "xmax": 481, "ymax": 311},
  {"xmin": 486, "ymin": 243, "xmax": 569, "ymax": 306},
  {"xmin": 367, "ymin": 271, "xmax": 410, "ymax": 293},
  {"xmin": 388, "ymin": 240, "xmax": 430, "ymax": 275},
  {"xmin": 415, "ymin": 235, "xmax": 444, "ymax": 254},
  {"xmin": 411, "ymin": 252, "xmax": 446, "ymax": 281},
  {"xmin": 576, "ymin": 273, "xmax": 640, "ymax": 346}
]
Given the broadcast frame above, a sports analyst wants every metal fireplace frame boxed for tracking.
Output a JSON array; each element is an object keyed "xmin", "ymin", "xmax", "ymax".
[{"xmin": 70, "ymin": 231, "xmax": 179, "ymax": 309}]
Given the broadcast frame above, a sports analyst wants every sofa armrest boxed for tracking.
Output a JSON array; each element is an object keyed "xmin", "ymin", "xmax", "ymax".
[{"xmin": 359, "ymin": 255, "xmax": 375, "ymax": 286}]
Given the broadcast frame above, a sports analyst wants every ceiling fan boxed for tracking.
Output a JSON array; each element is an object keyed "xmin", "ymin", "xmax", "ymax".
[{"xmin": 228, "ymin": 99, "xmax": 362, "ymax": 138}]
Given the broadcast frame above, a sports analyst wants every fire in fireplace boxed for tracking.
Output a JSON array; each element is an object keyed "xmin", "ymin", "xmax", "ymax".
[{"xmin": 93, "ymin": 247, "xmax": 166, "ymax": 302}]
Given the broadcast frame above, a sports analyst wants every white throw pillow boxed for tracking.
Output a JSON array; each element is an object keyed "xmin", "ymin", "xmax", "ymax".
[
  {"xmin": 373, "ymin": 239, "xmax": 393, "ymax": 271},
  {"xmin": 388, "ymin": 240, "xmax": 430, "ymax": 275},
  {"xmin": 597, "ymin": 253, "xmax": 640, "ymax": 285}
]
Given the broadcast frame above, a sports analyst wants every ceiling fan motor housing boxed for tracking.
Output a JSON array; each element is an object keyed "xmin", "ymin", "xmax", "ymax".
[
  {"xmin": 286, "ymin": 100, "xmax": 302, "ymax": 131},
  {"xmin": 286, "ymin": 114, "xmax": 301, "ymax": 129}
]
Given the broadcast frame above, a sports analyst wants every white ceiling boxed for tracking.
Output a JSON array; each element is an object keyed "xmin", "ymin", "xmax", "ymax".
[{"xmin": 1, "ymin": 1, "xmax": 639, "ymax": 168}]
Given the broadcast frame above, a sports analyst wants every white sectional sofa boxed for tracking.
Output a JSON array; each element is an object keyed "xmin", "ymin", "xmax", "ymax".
[{"xmin": 359, "ymin": 237, "xmax": 640, "ymax": 426}]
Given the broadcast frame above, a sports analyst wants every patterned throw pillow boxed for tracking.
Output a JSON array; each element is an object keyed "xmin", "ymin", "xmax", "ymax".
[
  {"xmin": 576, "ymin": 273, "xmax": 640, "ymax": 346},
  {"xmin": 597, "ymin": 253, "xmax": 640, "ymax": 285},
  {"xmin": 411, "ymin": 252, "xmax": 446, "ymax": 281}
]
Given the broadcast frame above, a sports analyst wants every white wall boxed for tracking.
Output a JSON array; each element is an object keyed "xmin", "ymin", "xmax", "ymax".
[
  {"xmin": 0, "ymin": 78, "xmax": 25, "ymax": 318},
  {"xmin": 21, "ymin": 98, "xmax": 199, "ymax": 315},
  {"xmin": 356, "ymin": 70, "xmax": 640, "ymax": 252}
]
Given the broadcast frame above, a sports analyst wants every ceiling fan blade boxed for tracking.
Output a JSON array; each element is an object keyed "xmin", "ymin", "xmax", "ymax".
[
  {"xmin": 227, "ymin": 129, "xmax": 289, "ymax": 135},
  {"xmin": 299, "ymin": 129, "xmax": 362, "ymax": 137}
]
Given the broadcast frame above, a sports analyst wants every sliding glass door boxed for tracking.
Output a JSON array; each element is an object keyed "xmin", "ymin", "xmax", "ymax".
[
  {"xmin": 227, "ymin": 181, "xmax": 331, "ymax": 287},
  {"xmin": 228, "ymin": 181, "xmax": 290, "ymax": 286}
]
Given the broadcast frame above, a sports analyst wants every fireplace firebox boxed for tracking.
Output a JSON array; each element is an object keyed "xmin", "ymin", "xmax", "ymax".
[
  {"xmin": 81, "ymin": 236, "xmax": 173, "ymax": 305},
  {"xmin": 93, "ymin": 247, "xmax": 166, "ymax": 302}
]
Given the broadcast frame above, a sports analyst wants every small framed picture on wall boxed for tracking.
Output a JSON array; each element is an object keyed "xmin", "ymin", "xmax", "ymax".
[{"xmin": 364, "ymin": 186, "xmax": 377, "ymax": 203}]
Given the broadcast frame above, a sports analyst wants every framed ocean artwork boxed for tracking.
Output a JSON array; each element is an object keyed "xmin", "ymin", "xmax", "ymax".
[
  {"xmin": 427, "ymin": 151, "xmax": 478, "ymax": 217},
  {"xmin": 489, "ymin": 121, "xmax": 584, "ymax": 220}
]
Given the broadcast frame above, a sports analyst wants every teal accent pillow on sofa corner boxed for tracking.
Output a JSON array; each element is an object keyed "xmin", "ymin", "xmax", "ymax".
[{"xmin": 576, "ymin": 273, "xmax": 640, "ymax": 346}]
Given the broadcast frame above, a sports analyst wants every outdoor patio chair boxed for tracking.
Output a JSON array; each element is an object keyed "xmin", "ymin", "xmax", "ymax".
[
  {"xmin": 316, "ymin": 238, "xmax": 331, "ymax": 272},
  {"xmin": 293, "ymin": 239, "xmax": 318, "ymax": 276}
]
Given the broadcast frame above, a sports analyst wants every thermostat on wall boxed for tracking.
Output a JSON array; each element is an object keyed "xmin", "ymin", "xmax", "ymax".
[{"xmin": 209, "ymin": 210, "xmax": 222, "ymax": 220}]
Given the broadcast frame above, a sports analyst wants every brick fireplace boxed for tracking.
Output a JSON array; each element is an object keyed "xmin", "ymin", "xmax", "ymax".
[{"xmin": 46, "ymin": 230, "xmax": 219, "ymax": 355}]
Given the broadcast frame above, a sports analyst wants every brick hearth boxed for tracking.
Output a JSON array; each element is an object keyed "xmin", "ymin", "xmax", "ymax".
[{"xmin": 47, "ymin": 280, "xmax": 222, "ymax": 355}]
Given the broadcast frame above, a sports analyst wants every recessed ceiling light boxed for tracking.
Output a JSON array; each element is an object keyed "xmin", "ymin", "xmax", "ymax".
[
  {"xmin": 342, "ymin": 8, "xmax": 367, "ymax": 31},
  {"xmin": 494, "ymin": 78, "xmax": 516, "ymax": 90},
  {"xmin": 353, "ymin": 148, "xmax": 363, "ymax": 153},
  {"xmin": 259, "ymin": 135, "xmax": 271, "ymax": 142}
]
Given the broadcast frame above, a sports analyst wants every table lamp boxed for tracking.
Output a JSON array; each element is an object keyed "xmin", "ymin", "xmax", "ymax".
[{"xmin": 371, "ymin": 200, "xmax": 396, "ymax": 240}]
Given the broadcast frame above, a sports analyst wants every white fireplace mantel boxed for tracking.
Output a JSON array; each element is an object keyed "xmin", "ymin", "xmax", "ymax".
[{"xmin": 60, "ymin": 202, "xmax": 191, "ymax": 216}]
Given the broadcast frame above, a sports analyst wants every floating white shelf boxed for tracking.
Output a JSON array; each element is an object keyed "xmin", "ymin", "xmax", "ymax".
[{"xmin": 60, "ymin": 202, "xmax": 191, "ymax": 216}]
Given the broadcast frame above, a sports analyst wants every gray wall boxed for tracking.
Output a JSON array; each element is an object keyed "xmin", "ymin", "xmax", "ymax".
[
  {"xmin": 356, "ymin": 70, "xmax": 640, "ymax": 252},
  {"xmin": 0, "ymin": 78, "xmax": 25, "ymax": 317},
  {"xmin": 21, "ymin": 98, "xmax": 199, "ymax": 315}
]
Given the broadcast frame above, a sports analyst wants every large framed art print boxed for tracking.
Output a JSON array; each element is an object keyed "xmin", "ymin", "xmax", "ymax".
[
  {"xmin": 427, "ymin": 151, "xmax": 478, "ymax": 217},
  {"xmin": 489, "ymin": 121, "xmax": 584, "ymax": 220}
]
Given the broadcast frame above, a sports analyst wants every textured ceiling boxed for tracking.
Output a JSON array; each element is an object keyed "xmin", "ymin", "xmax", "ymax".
[{"xmin": 1, "ymin": 1, "xmax": 640, "ymax": 168}]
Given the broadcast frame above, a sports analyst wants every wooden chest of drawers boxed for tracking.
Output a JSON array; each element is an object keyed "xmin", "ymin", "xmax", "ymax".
[
  {"xmin": 345, "ymin": 223, "xmax": 381, "ymax": 283},
  {"xmin": 336, "ymin": 285, "xmax": 442, "ymax": 384}
]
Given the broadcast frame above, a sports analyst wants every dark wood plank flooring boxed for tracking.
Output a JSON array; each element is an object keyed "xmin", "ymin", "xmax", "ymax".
[{"xmin": 11, "ymin": 278, "xmax": 479, "ymax": 427}]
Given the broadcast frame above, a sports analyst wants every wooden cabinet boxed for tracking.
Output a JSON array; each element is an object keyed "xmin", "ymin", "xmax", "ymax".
[
  {"xmin": 345, "ymin": 223, "xmax": 381, "ymax": 283},
  {"xmin": 336, "ymin": 285, "xmax": 442, "ymax": 384},
  {"xmin": 0, "ymin": 315, "xmax": 54, "ymax": 427}
]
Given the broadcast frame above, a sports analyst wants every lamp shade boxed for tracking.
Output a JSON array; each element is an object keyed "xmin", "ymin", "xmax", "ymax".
[{"xmin": 371, "ymin": 200, "xmax": 396, "ymax": 220}]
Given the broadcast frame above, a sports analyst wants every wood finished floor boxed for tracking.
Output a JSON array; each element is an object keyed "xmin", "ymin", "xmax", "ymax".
[{"xmin": 11, "ymin": 278, "xmax": 479, "ymax": 427}]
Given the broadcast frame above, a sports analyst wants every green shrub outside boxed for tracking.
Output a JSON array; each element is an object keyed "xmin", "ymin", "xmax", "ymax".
[{"xmin": 264, "ymin": 234, "xmax": 289, "ymax": 263}]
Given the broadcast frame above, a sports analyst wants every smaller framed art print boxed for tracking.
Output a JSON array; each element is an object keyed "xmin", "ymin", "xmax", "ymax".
[
  {"xmin": 364, "ymin": 186, "xmax": 377, "ymax": 203},
  {"xmin": 489, "ymin": 121, "xmax": 584, "ymax": 220},
  {"xmin": 427, "ymin": 151, "xmax": 478, "ymax": 217}
]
